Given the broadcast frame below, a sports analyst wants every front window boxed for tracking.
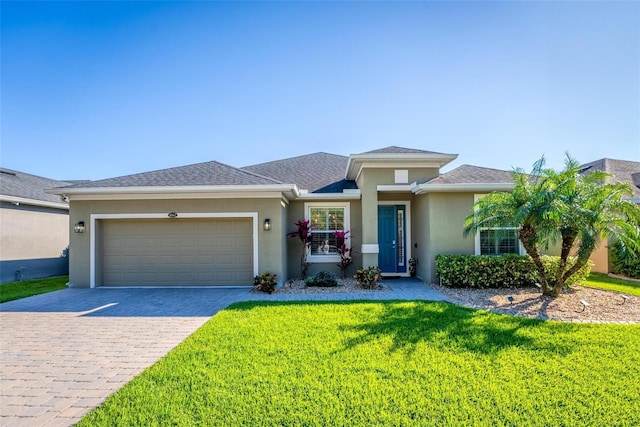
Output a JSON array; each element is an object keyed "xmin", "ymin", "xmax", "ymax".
[
  {"xmin": 479, "ymin": 228, "xmax": 520, "ymax": 255},
  {"xmin": 305, "ymin": 202, "xmax": 350, "ymax": 261}
]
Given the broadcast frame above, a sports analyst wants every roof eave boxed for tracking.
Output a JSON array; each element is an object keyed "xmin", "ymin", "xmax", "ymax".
[
  {"xmin": 0, "ymin": 195, "xmax": 69, "ymax": 210},
  {"xmin": 413, "ymin": 182, "xmax": 515, "ymax": 195},
  {"xmin": 48, "ymin": 184, "xmax": 300, "ymax": 200},
  {"xmin": 296, "ymin": 190, "xmax": 362, "ymax": 200}
]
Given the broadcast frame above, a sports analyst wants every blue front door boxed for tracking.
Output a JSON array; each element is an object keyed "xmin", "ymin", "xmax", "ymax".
[{"xmin": 378, "ymin": 205, "xmax": 407, "ymax": 274}]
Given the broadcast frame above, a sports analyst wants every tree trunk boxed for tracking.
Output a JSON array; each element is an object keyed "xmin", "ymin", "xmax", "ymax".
[
  {"xmin": 518, "ymin": 225, "xmax": 551, "ymax": 294},
  {"xmin": 551, "ymin": 231, "xmax": 577, "ymax": 297}
]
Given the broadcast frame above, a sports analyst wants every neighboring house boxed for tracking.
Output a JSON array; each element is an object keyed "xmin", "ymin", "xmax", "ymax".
[
  {"xmin": 579, "ymin": 158, "xmax": 640, "ymax": 274},
  {"xmin": 0, "ymin": 168, "xmax": 70, "ymax": 282},
  {"xmin": 51, "ymin": 146, "xmax": 539, "ymax": 288}
]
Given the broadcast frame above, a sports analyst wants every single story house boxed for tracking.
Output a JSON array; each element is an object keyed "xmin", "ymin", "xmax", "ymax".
[
  {"xmin": 0, "ymin": 168, "xmax": 70, "ymax": 282},
  {"xmin": 51, "ymin": 147, "xmax": 630, "ymax": 288},
  {"xmin": 579, "ymin": 158, "xmax": 640, "ymax": 273},
  {"xmin": 50, "ymin": 146, "xmax": 528, "ymax": 288}
]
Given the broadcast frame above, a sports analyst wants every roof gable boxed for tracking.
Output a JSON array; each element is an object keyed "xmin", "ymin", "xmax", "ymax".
[{"xmin": 359, "ymin": 146, "xmax": 448, "ymax": 155}]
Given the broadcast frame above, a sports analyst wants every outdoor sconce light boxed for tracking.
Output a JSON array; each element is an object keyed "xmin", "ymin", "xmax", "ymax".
[
  {"xmin": 74, "ymin": 221, "xmax": 85, "ymax": 233},
  {"xmin": 168, "ymin": 212, "xmax": 178, "ymax": 218},
  {"xmin": 263, "ymin": 218, "xmax": 272, "ymax": 231}
]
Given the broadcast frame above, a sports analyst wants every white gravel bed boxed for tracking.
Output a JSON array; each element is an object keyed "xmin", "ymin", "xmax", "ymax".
[
  {"xmin": 431, "ymin": 283, "xmax": 640, "ymax": 324},
  {"xmin": 272, "ymin": 278, "xmax": 391, "ymax": 294}
]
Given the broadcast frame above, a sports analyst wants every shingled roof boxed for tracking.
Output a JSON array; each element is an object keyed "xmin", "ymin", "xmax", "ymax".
[
  {"xmin": 60, "ymin": 161, "xmax": 283, "ymax": 189},
  {"xmin": 242, "ymin": 152, "xmax": 349, "ymax": 192},
  {"xmin": 0, "ymin": 168, "xmax": 70, "ymax": 205},
  {"xmin": 424, "ymin": 165, "xmax": 516, "ymax": 185},
  {"xmin": 579, "ymin": 158, "xmax": 640, "ymax": 198},
  {"xmin": 359, "ymin": 146, "xmax": 448, "ymax": 155}
]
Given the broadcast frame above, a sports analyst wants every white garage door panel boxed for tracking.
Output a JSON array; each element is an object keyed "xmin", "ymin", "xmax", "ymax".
[{"xmin": 102, "ymin": 218, "xmax": 253, "ymax": 286}]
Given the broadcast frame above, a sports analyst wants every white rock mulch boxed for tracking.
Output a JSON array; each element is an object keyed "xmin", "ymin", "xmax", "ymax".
[
  {"xmin": 431, "ymin": 283, "xmax": 640, "ymax": 324},
  {"xmin": 273, "ymin": 278, "xmax": 390, "ymax": 294}
]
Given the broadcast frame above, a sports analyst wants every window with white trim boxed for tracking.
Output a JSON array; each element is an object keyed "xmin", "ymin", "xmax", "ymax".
[
  {"xmin": 479, "ymin": 228, "xmax": 521, "ymax": 255},
  {"xmin": 305, "ymin": 202, "xmax": 350, "ymax": 262},
  {"xmin": 474, "ymin": 194, "xmax": 522, "ymax": 256}
]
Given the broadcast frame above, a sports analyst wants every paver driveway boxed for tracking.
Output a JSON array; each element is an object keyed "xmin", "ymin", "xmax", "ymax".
[
  {"xmin": 0, "ymin": 287, "xmax": 249, "ymax": 427},
  {"xmin": 1, "ymin": 280, "xmax": 446, "ymax": 426}
]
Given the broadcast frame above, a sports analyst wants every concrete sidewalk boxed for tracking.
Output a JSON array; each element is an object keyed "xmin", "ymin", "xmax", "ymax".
[{"xmin": 0, "ymin": 279, "xmax": 446, "ymax": 426}]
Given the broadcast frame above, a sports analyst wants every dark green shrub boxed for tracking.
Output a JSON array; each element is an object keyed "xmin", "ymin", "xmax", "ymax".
[
  {"xmin": 435, "ymin": 254, "xmax": 592, "ymax": 289},
  {"xmin": 610, "ymin": 240, "xmax": 640, "ymax": 279},
  {"xmin": 539, "ymin": 255, "xmax": 593, "ymax": 286},
  {"xmin": 253, "ymin": 272, "xmax": 278, "ymax": 293},
  {"xmin": 305, "ymin": 271, "xmax": 338, "ymax": 287},
  {"xmin": 354, "ymin": 266, "xmax": 382, "ymax": 289}
]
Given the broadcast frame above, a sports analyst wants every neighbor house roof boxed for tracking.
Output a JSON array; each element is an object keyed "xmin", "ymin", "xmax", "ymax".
[
  {"xmin": 579, "ymin": 158, "xmax": 640, "ymax": 199},
  {"xmin": 0, "ymin": 168, "xmax": 70, "ymax": 209},
  {"xmin": 59, "ymin": 160, "xmax": 284, "ymax": 189},
  {"xmin": 242, "ymin": 152, "xmax": 350, "ymax": 193}
]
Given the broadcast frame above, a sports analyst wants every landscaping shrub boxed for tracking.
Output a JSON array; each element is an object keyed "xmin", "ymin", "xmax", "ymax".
[
  {"xmin": 305, "ymin": 271, "xmax": 338, "ymax": 287},
  {"xmin": 610, "ymin": 240, "xmax": 640, "ymax": 279},
  {"xmin": 435, "ymin": 254, "xmax": 592, "ymax": 289},
  {"xmin": 540, "ymin": 255, "xmax": 593, "ymax": 287},
  {"xmin": 253, "ymin": 272, "xmax": 278, "ymax": 293},
  {"xmin": 354, "ymin": 266, "xmax": 381, "ymax": 289}
]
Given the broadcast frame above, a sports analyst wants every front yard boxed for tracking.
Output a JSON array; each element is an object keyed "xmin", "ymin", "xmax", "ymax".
[{"xmin": 78, "ymin": 300, "xmax": 639, "ymax": 426}]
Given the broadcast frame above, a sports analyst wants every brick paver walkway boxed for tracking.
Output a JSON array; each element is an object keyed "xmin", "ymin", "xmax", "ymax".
[{"xmin": 0, "ymin": 279, "xmax": 446, "ymax": 426}]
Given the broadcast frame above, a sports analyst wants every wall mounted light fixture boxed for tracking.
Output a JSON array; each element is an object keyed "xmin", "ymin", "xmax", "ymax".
[
  {"xmin": 168, "ymin": 212, "xmax": 178, "ymax": 218},
  {"xmin": 74, "ymin": 221, "xmax": 85, "ymax": 233},
  {"xmin": 263, "ymin": 218, "xmax": 271, "ymax": 231}
]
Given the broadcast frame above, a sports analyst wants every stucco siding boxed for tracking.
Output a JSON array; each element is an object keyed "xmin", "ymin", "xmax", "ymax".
[
  {"xmin": 425, "ymin": 193, "xmax": 476, "ymax": 282},
  {"xmin": 0, "ymin": 204, "xmax": 68, "ymax": 261},
  {"xmin": 589, "ymin": 243, "xmax": 609, "ymax": 274},
  {"xmin": 412, "ymin": 194, "xmax": 430, "ymax": 281},
  {"xmin": 68, "ymin": 198, "xmax": 285, "ymax": 287}
]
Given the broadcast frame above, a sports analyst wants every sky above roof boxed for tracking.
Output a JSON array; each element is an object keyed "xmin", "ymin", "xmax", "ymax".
[{"xmin": 1, "ymin": 1, "xmax": 638, "ymax": 181}]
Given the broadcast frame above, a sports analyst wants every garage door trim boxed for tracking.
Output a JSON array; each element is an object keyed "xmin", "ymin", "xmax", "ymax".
[{"xmin": 89, "ymin": 212, "xmax": 259, "ymax": 288}]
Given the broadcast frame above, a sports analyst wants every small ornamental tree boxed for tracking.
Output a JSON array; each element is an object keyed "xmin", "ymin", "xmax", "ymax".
[
  {"xmin": 335, "ymin": 231, "xmax": 353, "ymax": 279},
  {"xmin": 287, "ymin": 220, "xmax": 312, "ymax": 279}
]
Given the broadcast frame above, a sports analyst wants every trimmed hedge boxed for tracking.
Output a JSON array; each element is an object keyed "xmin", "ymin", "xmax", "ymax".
[
  {"xmin": 610, "ymin": 240, "xmax": 640, "ymax": 279},
  {"xmin": 435, "ymin": 254, "xmax": 592, "ymax": 289}
]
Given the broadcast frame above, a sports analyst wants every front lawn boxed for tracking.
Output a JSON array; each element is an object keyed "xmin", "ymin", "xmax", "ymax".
[
  {"xmin": 0, "ymin": 276, "xmax": 68, "ymax": 303},
  {"xmin": 582, "ymin": 272, "xmax": 640, "ymax": 296},
  {"xmin": 78, "ymin": 301, "xmax": 639, "ymax": 426}
]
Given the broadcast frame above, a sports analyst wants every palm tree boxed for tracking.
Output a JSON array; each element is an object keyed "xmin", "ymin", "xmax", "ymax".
[{"xmin": 464, "ymin": 155, "xmax": 640, "ymax": 297}]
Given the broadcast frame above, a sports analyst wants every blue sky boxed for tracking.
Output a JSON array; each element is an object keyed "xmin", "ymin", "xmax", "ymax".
[{"xmin": 1, "ymin": 1, "xmax": 638, "ymax": 181}]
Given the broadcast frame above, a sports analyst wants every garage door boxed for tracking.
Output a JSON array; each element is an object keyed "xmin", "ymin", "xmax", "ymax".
[{"xmin": 101, "ymin": 218, "xmax": 253, "ymax": 286}]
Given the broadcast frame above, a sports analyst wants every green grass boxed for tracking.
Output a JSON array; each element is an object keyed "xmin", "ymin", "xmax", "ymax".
[
  {"xmin": 582, "ymin": 272, "xmax": 640, "ymax": 296},
  {"xmin": 0, "ymin": 276, "xmax": 68, "ymax": 303},
  {"xmin": 78, "ymin": 301, "xmax": 639, "ymax": 427}
]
